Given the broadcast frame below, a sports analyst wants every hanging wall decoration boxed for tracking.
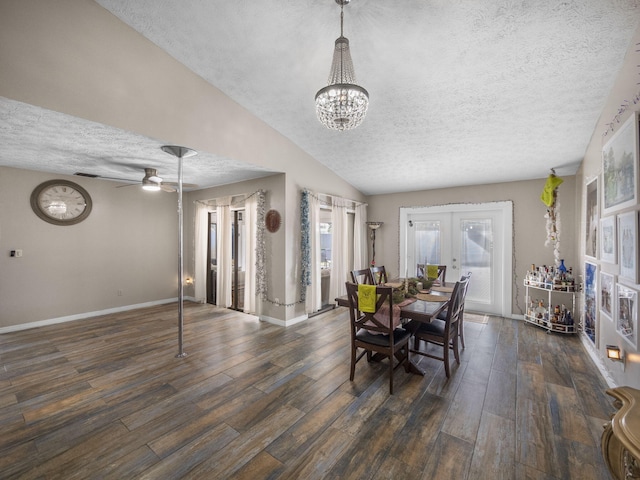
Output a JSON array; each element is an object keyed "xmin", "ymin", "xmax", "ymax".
[
  {"xmin": 540, "ymin": 170, "xmax": 564, "ymax": 266},
  {"xmin": 585, "ymin": 177, "xmax": 598, "ymax": 259},
  {"xmin": 256, "ymin": 190, "xmax": 267, "ymax": 301},
  {"xmin": 300, "ymin": 190, "xmax": 311, "ymax": 301}
]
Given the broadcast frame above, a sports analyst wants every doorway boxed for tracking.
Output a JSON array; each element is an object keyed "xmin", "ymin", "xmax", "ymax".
[
  {"xmin": 400, "ymin": 202, "xmax": 512, "ymax": 316},
  {"xmin": 206, "ymin": 209, "xmax": 246, "ymax": 311}
]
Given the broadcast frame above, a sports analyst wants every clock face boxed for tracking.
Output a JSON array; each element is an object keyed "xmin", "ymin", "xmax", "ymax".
[{"xmin": 30, "ymin": 180, "xmax": 92, "ymax": 225}]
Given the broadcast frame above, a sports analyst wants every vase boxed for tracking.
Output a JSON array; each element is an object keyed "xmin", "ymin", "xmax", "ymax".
[{"xmin": 558, "ymin": 259, "xmax": 567, "ymax": 274}]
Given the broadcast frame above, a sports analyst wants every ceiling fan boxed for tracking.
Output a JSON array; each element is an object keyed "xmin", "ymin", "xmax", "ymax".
[{"xmin": 75, "ymin": 168, "xmax": 198, "ymax": 192}]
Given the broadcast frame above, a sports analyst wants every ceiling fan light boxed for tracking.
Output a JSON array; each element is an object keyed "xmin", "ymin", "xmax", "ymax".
[{"xmin": 142, "ymin": 178, "xmax": 161, "ymax": 191}]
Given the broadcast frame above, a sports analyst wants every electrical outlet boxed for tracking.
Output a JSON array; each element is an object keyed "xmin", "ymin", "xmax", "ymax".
[
  {"xmin": 117, "ymin": 289, "xmax": 123, "ymax": 296},
  {"xmin": 15, "ymin": 249, "xmax": 23, "ymax": 257},
  {"xmin": 274, "ymin": 298, "xmax": 279, "ymax": 305}
]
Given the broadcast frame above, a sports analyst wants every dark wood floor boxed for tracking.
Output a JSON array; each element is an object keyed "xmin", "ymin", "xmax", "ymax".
[{"xmin": 0, "ymin": 302, "xmax": 615, "ymax": 479}]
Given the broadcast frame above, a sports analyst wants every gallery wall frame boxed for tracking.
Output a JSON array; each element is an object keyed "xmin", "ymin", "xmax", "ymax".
[
  {"xmin": 584, "ymin": 261, "xmax": 597, "ymax": 345},
  {"xmin": 600, "ymin": 215, "xmax": 617, "ymax": 264},
  {"xmin": 602, "ymin": 112, "xmax": 639, "ymax": 216},
  {"xmin": 618, "ymin": 211, "xmax": 639, "ymax": 284},
  {"xmin": 599, "ymin": 271, "xmax": 614, "ymax": 322},
  {"xmin": 616, "ymin": 282, "xmax": 638, "ymax": 349},
  {"xmin": 585, "ymin": 176, "xmax": 599, "ymax": 259}
]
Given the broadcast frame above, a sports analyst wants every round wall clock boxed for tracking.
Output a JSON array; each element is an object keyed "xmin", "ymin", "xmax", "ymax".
[
  {"xmin": 30, "ymin": 179, "xmax": 93, "ymax": 226},
  {"xmin": 265, "ymin": 209, "xmax": 281, "ymax": 233}
]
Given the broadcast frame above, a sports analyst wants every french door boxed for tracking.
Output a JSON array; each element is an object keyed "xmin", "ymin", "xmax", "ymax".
[{"xmin": 400, "ymin": 202, "xmax": 512, "ymax": 316}]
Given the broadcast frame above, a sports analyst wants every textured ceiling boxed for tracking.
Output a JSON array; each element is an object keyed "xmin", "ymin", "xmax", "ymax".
[{"xmin": 1, "ymin": 0, "xmax": 639, "ymax": 195}]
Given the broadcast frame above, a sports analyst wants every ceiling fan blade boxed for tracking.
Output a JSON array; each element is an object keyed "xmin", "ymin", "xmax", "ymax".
[
  {"xmin": 75, "ymin": 172, "xmax": 138, "ymax": 183},
  {"xmin": 163, "ymin": 181, "xmax": 199, "ymax": 189},
  {"xmin": 160, "ymin": 184, "xmax": 177, "ymax": 192}
]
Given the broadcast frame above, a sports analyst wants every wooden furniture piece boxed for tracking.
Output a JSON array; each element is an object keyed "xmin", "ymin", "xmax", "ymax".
[
  {"xmin": 408, "ymin": 276, "xmax": 468, "ymax": 378},
  {"xmin": 350, "ymin": 268, "xmax": 374, "ymax": 285},
  {"xmin": 523, "ymin": 280, "xmax": 578, "ymax": 334},
  {"xmin": 345, "ymin": 282, "xmax": 411, "ymax": 394},
  {"xmin": 370, "ymin": 265, "xmax": 388, "ymax": 285},
  {"xmin": 457, "ymin": 272, "xmax": 472, "ymax": 348},
  {"xmin": 602, "ymin": 386, "xmax": 640, "ymax": 479}
]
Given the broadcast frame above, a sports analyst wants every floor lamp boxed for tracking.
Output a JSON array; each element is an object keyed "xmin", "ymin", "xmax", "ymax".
[
  {"xmin": 162, "ymin": 145, "xmax": 197, "ymax": 358},
  {"xmin": 366, "ymin": 221, "xmax": 383, "ymax": 266}
]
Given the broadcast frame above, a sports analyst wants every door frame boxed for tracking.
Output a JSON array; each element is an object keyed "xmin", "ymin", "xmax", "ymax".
[{"xmin": 399, "ymin": 201, "xmax": 513, "ymax": 317}]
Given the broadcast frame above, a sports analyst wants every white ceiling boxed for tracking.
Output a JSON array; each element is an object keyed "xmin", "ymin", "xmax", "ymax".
[{"xmin": 1, "ymin": 0, "xmax": 639, "ymax": 195}]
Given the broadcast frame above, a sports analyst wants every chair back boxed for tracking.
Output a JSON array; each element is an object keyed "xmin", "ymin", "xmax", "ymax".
[
  {"xmin": 345, "ymin": 282, "xmax": 394, "ymax": 337},
  {"xmin": 369, "ymin": 265, "xmax": 388, "ymax": 285},
  {"xmin": 350, "ymin": 268, "xmax": 374, "ymax": 285},
  {"xmin": 417, "ymin": 264, "xmax": 446, "ymax": 285},
  {"xmin": 444, "ymin": 276, "xmax": 469, "ymax": 333}
]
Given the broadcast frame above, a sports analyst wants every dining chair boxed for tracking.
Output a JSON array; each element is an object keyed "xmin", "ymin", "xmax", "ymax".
[
  {"xmin": 458, "ymin": 272, "xmax": 472, "ymax": 348},
  {"xmin": 370, "ymin": 265, "xmax": 388, "ymax": 285},
  {"xmin": 350, "ymin": 268, "xmax": 374, "ymax": 285},
  {"xmin": 417, "ymin": 264, "xmax": 446, "ymax": 286},
  {"xmin": 409, "ymin": 275, "xmax": 469, "ymax": 378},
  {"xmin": 345, "ymin": 282, "xmax": 411, "ymax": 394}
]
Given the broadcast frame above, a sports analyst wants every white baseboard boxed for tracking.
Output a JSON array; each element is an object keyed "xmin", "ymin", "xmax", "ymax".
[
  {"xmin": 0, "ymin": 298, "xmax": 183, "ymax": 333},
  {"xmin": 579, "ymin": 332, "xmax": 618, "ymax": 388},
  {"xmin": 259, "ymin": 313, "xmax": 309, "ymax": 327}
]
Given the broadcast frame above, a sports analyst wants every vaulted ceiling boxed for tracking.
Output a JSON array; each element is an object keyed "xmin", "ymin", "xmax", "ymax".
[{"xmin": 1, "ymin": 1, "xmax": 638, "ymax": 195}]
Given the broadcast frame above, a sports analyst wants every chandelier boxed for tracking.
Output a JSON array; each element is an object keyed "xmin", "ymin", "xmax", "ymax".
[{"xmin": 315, "ymin": 0, "xmax": 369, "ymax": 131}]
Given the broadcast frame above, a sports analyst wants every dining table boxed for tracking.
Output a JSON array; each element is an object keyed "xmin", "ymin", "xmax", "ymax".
[{"xmin": 336, "ymin": 282, "xmax": 453, "ymax": 376}]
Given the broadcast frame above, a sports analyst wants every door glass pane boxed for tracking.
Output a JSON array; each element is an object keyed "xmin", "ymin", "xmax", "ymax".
[
  {"xmin": 413, "ymin": 221, "xmax": 441, "ymax": 274},
  {"xmin": 460, "ymin": 219, "xmax": 492, "ymax": 304}
]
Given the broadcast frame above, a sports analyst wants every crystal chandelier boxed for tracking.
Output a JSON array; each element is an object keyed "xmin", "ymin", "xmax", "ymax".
[{"xmin": 315, "ymin": 0, "xmax": 369, "ymax": 131}]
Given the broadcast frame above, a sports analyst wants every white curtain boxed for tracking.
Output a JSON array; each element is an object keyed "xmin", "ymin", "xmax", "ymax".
[
  {"xmin": 306, "ymin": 193, "xmax": 322, "ymax": 313},
  {"xmin": 329, "ymin": 197, "xmax": 349, "ymax": 301},
  {"xmin": 353, "ymin": 203, "xmax": 368, "ymax": 271},
  {"xmin": 243, "ymin": 194, "xmax": 258, "ymax": 314},
  {"xmin": 216, "ymin": 197, "xmax": 232, "ymax": 308},
  {"xmin": 194, "ymin": 202, "xmax": 211, "ymax": 303}
]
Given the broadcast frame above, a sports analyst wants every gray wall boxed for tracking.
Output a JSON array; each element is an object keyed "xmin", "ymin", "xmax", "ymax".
[
  {"xmin": 576, "ymin": 24, "xmax": 640, "ymax": 389},
  {"xmin": 367, "ymin": 176, "xmax": 577, "ymax": 317},
  {"xmin": 0, "ymin": 166, "xmax": 178, "ymax": 328}
]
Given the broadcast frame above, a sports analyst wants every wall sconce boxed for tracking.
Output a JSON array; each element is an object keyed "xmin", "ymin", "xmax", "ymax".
[
  {"xmin": 366, "ymin": 221, "xmax": 383, "ymax": 266},
  {"xmin": 185, "ymin": 277, "xmax": 193, "ymax": 286},
  {"xmin": 606, "ymin": 345, "xmax": 624, "ymax": 362}
]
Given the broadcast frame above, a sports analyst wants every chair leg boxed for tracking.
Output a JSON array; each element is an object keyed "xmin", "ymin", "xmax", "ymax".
[
  {"xmin": 459, "ymin": 317, "xmax": 465, "ymax": 349},
  {"xmin": 443, "ymin": 341, "xmax": 451, "ymax": 378},
  {"xmin": 389, "ymin": 353, "xmax": 394, "ymax": 394},
  {"xmin": 453, "ymin": 335, "xmax": 460, "ymax": 364},
  {"xmin": 350, "ymin": 346, "xmax": 356, "ymax": 381}
]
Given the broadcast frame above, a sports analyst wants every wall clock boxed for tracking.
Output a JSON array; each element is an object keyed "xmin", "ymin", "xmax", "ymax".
[
  {"xmin": 30, "ymin": 179, "xmax": 93, "ymax": 226},
  {"xmin": 266, "ymin": 209, "xmax": 281, "ymax": 233}
]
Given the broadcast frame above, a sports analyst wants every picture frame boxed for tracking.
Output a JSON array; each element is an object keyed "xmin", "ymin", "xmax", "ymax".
[
  {"xmin": 616, "ymin": 282, "xmax": 638, "ymax": 349},
  {"xmin": 584, "ymin": 261, "xmax": 597, "ymax": 344},
  {"xmin": 585, "ymin": 176, "xmax": 598, "ymax": 259},
  {"xmin": 599, "ymin": 271, "xmax": 614, "ymax": 322},
  {"xmin": 617, "ymin": 211, "xmax": 638, "ymax": 284},
  {"xmin": 600, "ymin": 215, "xmax": 617, "ymax": 264},
  {"xmin": 602, "ymin": 112, "xmax": 639, "ymax": 216}
]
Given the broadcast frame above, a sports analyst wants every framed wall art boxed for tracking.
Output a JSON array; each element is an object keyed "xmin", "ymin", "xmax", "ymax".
[
  {"xmin": 600, "ymin": 215, "xmax": 617, "ymax": 264},
  {"xmin": 584, "ymin": 261, "xmax": 597, "ymax": 344},
  {"xmin": 585, "ymin": 176, "xmax": 598, "ymax": 259},
  {"xmin": 602, "ymin": 112, "xmax": 639, "ymax": 216},
  {"xmin": 616, "ymin": 282, "xmax": 638, "ymax": 349},
  {"xmin": 599, "ymin": 271, "xmax": 614, "ymax": 322},
  {"xmin": 618, "ymin": 211, "xmax": 638, "ymax": 284}
]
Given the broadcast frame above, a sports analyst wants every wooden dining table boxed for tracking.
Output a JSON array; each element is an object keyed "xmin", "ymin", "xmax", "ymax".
[{"xmin": 336, "ymin": 284, "xmax": 452, "ymax": 376}]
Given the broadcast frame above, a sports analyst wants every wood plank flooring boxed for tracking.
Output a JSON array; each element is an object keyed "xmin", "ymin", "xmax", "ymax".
[{"xmin": 0, "ymin": 303, "xmax": 615, "ymax": 479}]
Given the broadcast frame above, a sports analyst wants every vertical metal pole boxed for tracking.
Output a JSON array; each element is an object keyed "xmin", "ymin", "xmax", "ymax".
[
  {"xmin": 161, "ymin": 145, "xmax": 196, "ymax": 359},
  {"xmin": 176, "ymin": 152, "xmax": 186, "ymax": 358}
]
